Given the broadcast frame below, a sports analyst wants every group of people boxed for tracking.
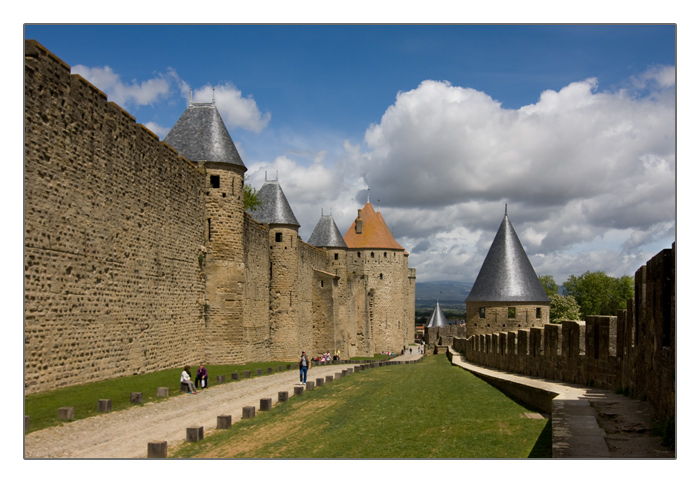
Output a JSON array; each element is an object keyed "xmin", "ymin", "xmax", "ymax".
[
  {"xmin": 180, "ymin": 348, "xmax": 345, "ymax": 392},
  {"xmin": 309, "ymin": 351, "xmax": 339, "ymax": 363},
  {"xmin": 180, "ymin": 364, "xmax": 208, "ymax": 394}
]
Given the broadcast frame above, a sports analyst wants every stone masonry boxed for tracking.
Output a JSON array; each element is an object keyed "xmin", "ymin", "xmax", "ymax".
[{"xmin": 24, "ymin": 40, "xmax": 415, "ymax": 393}]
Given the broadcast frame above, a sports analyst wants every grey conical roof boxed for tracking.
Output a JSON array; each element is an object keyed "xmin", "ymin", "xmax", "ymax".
[
  {"xmin": 308, "ymin": 214, "xmax": 347, "ymax": 248},
  {"xmin": 466, "ymin": 214, "xmax": 550, "ymax": 303},
  {"xmin": 164, "ymin": 101, "xmax": 246, "ymax": 168},
  {"xmin": 247, "ymin": 179, "xmax": 300, "ymax": 227},
  {"xmin": 426, "ymin": 301, "xmax": 448, "ymax": 328}
]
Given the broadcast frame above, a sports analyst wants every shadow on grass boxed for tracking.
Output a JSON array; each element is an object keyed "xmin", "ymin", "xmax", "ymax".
[{"xmin": 528, "ymin": 418, "xmax": 552, "ymax": 458}]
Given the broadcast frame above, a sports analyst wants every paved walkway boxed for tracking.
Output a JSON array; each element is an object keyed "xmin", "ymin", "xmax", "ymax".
[{"xmin": 447, "ymin": 348, "xmax": 674, "ymax": 458}]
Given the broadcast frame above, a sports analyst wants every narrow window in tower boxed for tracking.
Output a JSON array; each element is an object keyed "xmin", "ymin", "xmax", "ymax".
[
  {"xmin": 379, "ymin": 273, "xmax": 383, "ymax": 280},
  {"xmin": 508, "ymin": 307, "xmax": 516, "ymax": 319},
  {"xmin": 321, "ymin": 280, "xmax": 324, "ymax": 288},
  {"xmin": 357, "ymin": 251, "xmax": 361, "ymax": 258},
  {"xmin": 207, "ymin": 219, "xmax": 211, "ymax": 241},
  {"xmin": 479, "ymin": 307, "xmax": 486, "ymax": 319},
  {"xmin": 334, "ymin": 253, "xmax": 339, "ymax": 260},
  {"xmin": 536, "ymin": 308, "xmax": 542, "ymax": 319},
  {"xmin": 210, "ymin": 175, "xmax": 220, "ymax": 188},
  {"xmin": 275, "ymin": 232, "xmax": 282, "ymax": 242},
  {"xmin": 371, "ymin": 252, "xmax": 375, "ymax": 258}
]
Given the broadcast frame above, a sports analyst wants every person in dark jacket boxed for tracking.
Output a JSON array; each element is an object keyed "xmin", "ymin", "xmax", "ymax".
[{"xmin": 195, "ymin": 364, "xmax": 208, "ymax": 389}]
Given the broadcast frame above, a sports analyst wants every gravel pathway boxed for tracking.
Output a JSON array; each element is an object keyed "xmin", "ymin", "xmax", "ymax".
[{"xmin": 24, "ymin": 363, "xmax": 359, "ymax": 459}]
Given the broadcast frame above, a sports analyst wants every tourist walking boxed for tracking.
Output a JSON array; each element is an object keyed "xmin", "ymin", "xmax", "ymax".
[{"xmin": 299, "ymin": 351, "xmax": 310, "ymax": 384}]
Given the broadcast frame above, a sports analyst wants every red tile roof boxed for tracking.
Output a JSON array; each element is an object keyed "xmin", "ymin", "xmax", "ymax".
[{"xmin": 343, "ymin": 202, "xmax": 405, "ymax": 250}]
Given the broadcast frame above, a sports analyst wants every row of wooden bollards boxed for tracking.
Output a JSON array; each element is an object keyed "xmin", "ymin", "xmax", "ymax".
[
  {"xmin": 26, "ymin": 359, "xmax": 401, "ymax": 431},
  {"xmin": 147, "ymin": 360, "xmax": 421, "ymax": 458}
]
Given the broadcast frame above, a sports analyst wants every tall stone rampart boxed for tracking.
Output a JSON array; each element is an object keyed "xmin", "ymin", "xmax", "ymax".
[
  {"xmin": 24, "ymin": 40, "xmax": 416, "ymax": 393},
  {"xmin": 24, "ymin": 40, "xmax": 207, "ymax": 393},
  {"xmin": 453, "ymin": 245, "xmax": 675, "ymax": 421}
]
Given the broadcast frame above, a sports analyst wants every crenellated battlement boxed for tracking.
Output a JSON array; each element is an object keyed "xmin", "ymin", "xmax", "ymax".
[{"xmin": 453, "ymin": 244, "xmax": 675, "ymax": 421}]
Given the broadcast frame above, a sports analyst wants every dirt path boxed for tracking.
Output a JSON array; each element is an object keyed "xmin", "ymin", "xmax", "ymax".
[{"xmin": 24, "ymin": 363, "xmax": 359, "ymax": 459}]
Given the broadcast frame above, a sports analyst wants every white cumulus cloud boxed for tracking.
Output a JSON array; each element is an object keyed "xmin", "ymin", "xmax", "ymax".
[{"xmin": 192, "ymin": 83, "xmax": 271, "ymax": 133}]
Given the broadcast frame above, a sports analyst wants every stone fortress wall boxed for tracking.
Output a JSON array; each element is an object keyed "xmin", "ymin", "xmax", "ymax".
[
  {"xmin": 24, "ymin": 40, "xmax": 415, "ymax": 394},
  {"xmin": 24, "ymin": 40, "xmax": 209, "ymax": 392},
  {"xmin": 453, "ymin": 245, "xmax": 675, "ymax": 422}
]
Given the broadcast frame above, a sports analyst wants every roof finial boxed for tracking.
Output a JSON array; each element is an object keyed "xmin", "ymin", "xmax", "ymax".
[
  {"xmin": 505, "ymin": 203, "xmax": 508, "ymax": 216},
  {"xmin": 367, "ymin": 188, "xmax": 370, "ymax": 204},
  {"xmin": 212, "ymin": 88, "xmax": 216, "ymax": 105},
  {"xmin": 189, "ymin": 90, "xmax": 193, "ymax": 106}
]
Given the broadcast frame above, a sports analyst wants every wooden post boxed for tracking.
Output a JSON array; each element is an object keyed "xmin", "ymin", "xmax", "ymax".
[
  {"xmin": 216, "ymin": 375, "xmax": 226, "ymax": 384},
  {"xmin": 243, "ymin": 370, "xmax": 251, "ymax": 378},
  {"xmin": 97, "ymin": 399, "xmax": 112, "ymax": 413},
  {"xmin": 147, "ymin": 441, "xmax": 167, "ymax": 458},
  {"xmin": 156, "ymin": 387, "xmax": 169, "ymax": 398},
  {"xmin": 325, "ymin": 375, "xmax": 334, "ymax": 383},
  {"xmin": 242, "ymin": 406, "xmax": 255, "ymax": 419},
  {"xmin": 316, "ymin": 377, "xmax": 324, "ymax": 387},
  {"xmin": 231, "ymin": 372, "xmax": 239, "ymax": 380},
  {"xmin": 256, "ymin": 369, "xmax": 263, "ymax": 376},
  {"xmin": 186, "ymin": 427, "xmax": 204, "ymax": 442},
  {"xmin": 306, "ymin": 381, "xmax": 315, "ymax": 391},
  {"xmin": 260, "ymin": 398, "xmax": 272, "ymax": 411},
  {"xmin": 294, "ymin": 386, "xmax": 304, "ymax": 396},
  {"xmin": 130, "ymin": 392, "xmax": 143, "ymax": 404},
  {"xmin": 217, "ymin": 415, "xmax": 232, "ymax": 429},
  {"xmin": 58, "ymin": 407, "xmax": 74, "ymax": 421},
  {"xmin": 278, "ymin": 391, "xmax": 289, "ymax": 402}
]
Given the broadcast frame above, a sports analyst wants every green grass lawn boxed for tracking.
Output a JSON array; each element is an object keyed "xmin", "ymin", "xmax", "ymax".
[
  {"xmin": 171, "ymin": 355, "xmax": 551, "ymax": 458},
  {"xmin": 24, "ymin": 361, "xmax": 292, "ymax": 433}
]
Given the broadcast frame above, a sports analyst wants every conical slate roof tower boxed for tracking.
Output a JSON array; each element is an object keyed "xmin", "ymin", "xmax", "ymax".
[
  {"xmin": 426, "ymin": 301, "xmax": 448, "ymax": 328},
  {"xmin": 247, "ymin": 178, "xmax": 300, "ymax": 228},
  {"xmin": 466, "ymin": 212, "xmax": 549, "ymax": 303},
  {"xmin": 465, "ymin": 208, "xmax": 550, "ymax": 336},
  {"xmin": 308, "ymin": 212, "xmax": 347, "ymax": 248},
  {"xmin": 164, "ymin": 100, "xmax": 246, "ymax": 168}
]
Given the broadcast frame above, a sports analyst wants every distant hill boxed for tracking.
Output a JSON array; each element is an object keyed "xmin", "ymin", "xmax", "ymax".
[{"xmin": 415, "ymin": 281, "xmax": 473, "ymax": 309}]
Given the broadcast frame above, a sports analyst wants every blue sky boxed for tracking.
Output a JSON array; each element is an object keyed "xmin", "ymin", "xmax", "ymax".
[{"xmin": 22, "ymin": 23, "xmax": 677, "ymax": 285}]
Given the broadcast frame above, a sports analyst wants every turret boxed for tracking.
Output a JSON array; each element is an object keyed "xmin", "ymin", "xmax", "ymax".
[
  {"xmin": 465, "ymin": 208, "xmax": 550, "ymax": 337},
  {"xmin": 164, "ymin": 97, "xmax": 247, "ymax": 363}
]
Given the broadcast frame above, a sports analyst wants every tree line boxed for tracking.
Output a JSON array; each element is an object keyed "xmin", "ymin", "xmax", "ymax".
[{"xmin": 539, "ymin": 272, "xmax": 634, "ymax": 323}]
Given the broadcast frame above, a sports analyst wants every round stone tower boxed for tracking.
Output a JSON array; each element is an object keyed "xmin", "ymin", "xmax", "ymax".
[
  {"xmin": 465, "ymin": 209, "xmax": 550, "ymax": 337},
  {"xmin": 164, "ymin": 98, "xmax": 247, "ymax": 363},
  {"xmin": 247, "ymin": 177, "xmax": 302, "ymax": 359}
]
